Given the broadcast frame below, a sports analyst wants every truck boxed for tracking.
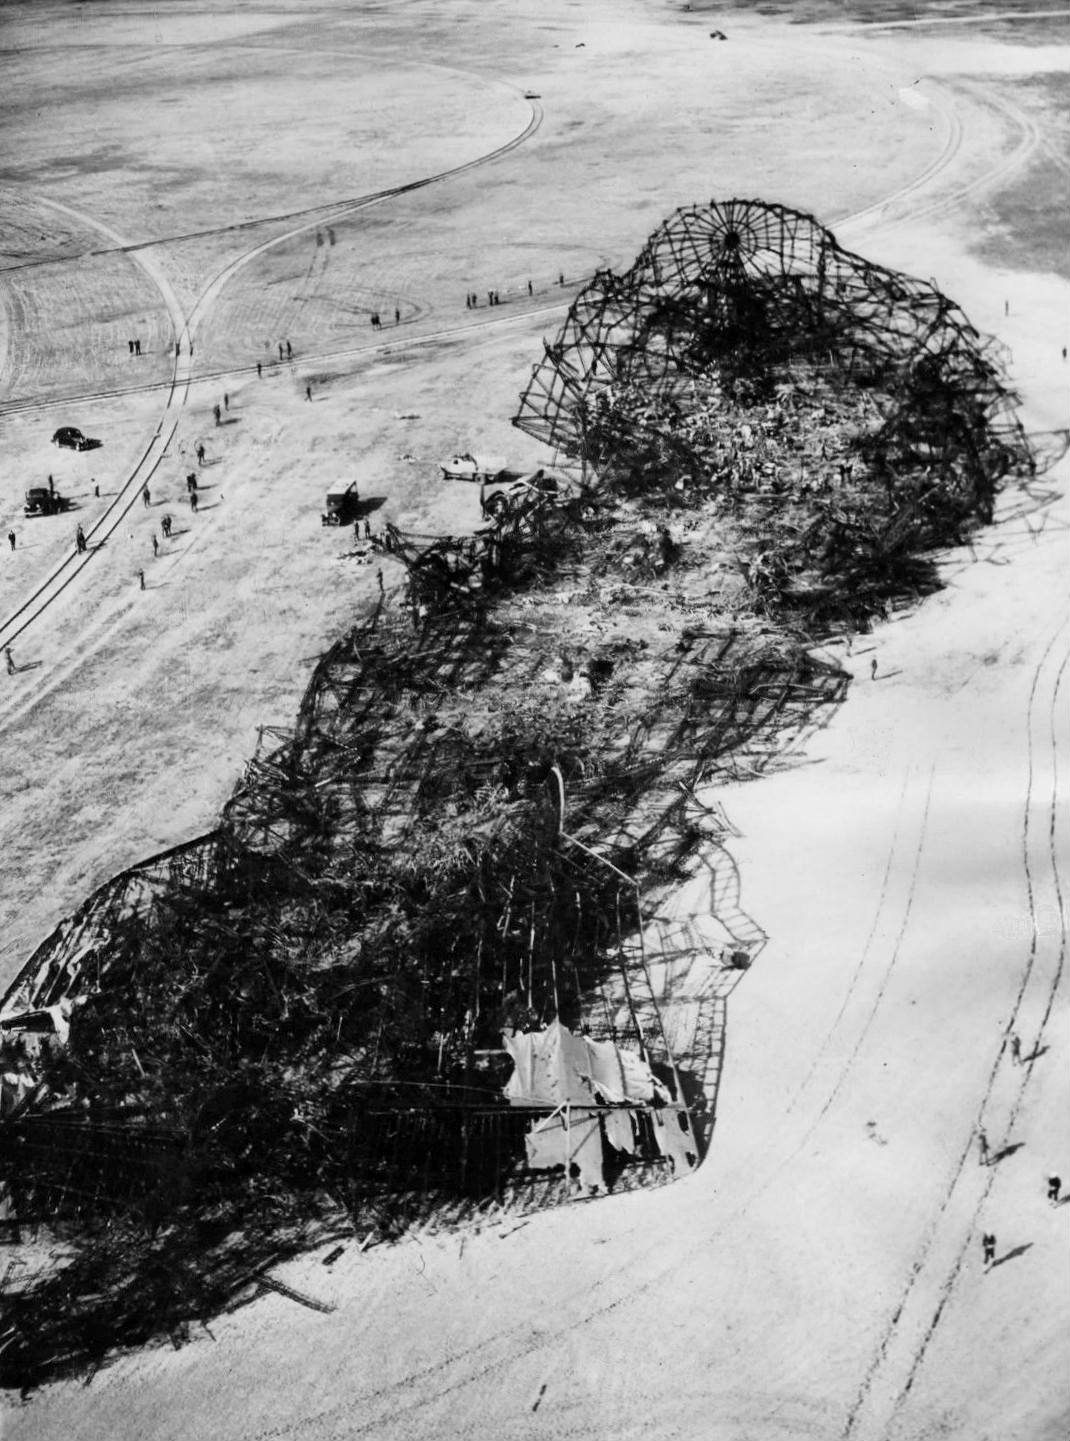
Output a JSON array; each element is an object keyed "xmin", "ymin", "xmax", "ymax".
[
  {"xmin": 24, "ymin": 486, "xmax": 73, "ymax": 517},
  {"xmin": 321, "ymin": 481, "xmax": 360, "ymax": 526}
]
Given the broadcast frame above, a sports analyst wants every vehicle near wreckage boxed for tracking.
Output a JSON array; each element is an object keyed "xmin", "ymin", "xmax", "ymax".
[{"xmin": 321, "ymin": 481, "xmax": 360, "ymax": 525}]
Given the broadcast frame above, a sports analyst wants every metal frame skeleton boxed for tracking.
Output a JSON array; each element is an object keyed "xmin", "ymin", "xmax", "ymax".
[{"xmin": 0, "ymin": 199, "xmax": 1032, "ymax": 1391}]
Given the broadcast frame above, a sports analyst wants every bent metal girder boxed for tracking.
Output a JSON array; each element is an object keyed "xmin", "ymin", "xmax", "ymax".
[{"xmin": 513, "ymin": 198, "xmax": 1031, "ymax": 493}]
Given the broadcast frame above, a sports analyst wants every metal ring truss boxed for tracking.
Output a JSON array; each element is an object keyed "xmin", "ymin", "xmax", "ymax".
[{"xmin": 514, "ymin": 198, "xmax": 1032, "ymax": 494}]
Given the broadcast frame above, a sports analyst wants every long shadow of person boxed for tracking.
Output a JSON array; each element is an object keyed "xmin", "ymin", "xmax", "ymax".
[{"xmin": 991, "ymin": 1242, "xmax": 1034, "ymax": 1269}]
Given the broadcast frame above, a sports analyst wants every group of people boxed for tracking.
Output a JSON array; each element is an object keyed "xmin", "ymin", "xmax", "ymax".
[
  {"xmin": 976, "ymin": 1031, "xmax": 1063, "ymax": 1272},
  {"xmin": 465, "ymin": 277, "xmax": 562, "ymax": 309},
  {"xmin": 369, "ymin": 309, "xmax": 401, "ymax": 330}
]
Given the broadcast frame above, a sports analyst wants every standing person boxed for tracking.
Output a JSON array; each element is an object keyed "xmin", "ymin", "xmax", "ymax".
[
  {"xmin": 196, "ymin": 442, "xmax": 206, "ymax": 464},
  {"xmin": 161, "ymin": 514, "xmax": 172, "ymax": 539},
  {"xmin": 870, "ymin": 657, "xmax": 878, "ymax": 680},
  {"xmin": 394, "ymin": 307, "xmax": 400, "ymax": 325},
  {"xmin": 151, "ymin": 533, "xmax": 159, "ymax": 558},
  {"xmin": 278, "ymin": 342, "xmax": 284, "ymax": 361},
  {"xmin": 48, "ymin": 474, "xmax": 54, "ymax": 496},
  {"xmin": 286, "ymin": 340, "xmax": 292, "ymax": 359},
  {"xmin": 978, "ymin": 1128, "xmax": 990, "ymax": 1166},
  {"xmin": 465, "ymin": 294, "xmax": 471, "ymax": 310},
  {"xmin": 982, "ymin": 1232, "xmax": 996, "ymax": 1267},
  {"xmin": 1048, "ymin": 1175, "xmax": 1062, "ymax": 1205},
  {"xmin": 223, "ymin": 393, "xmax": 229, "ymax": 412},
  {"xmin": 128, "ymin": 339, "xmax": 135, "ymax": 355},
  {"xmin": 190, "ymin": 490, "xmax": 198, "ymax": 513},
  {"xmin": 213, "ymin": 403, "xmax": 221, "ymax": 426},
  {"xmin": 7, "ymin": 531, "xmax": 15, "ymax": 551},
  {"xmin": 5, "ymin": 645, "xmax": 14, "ymax": 675},
  {"xmin": 305, "ymin": 385, "xmax": 312, "ymax": 402},
  {"xmin": 135, "ymin": 338, "xmax": 141, "ymax": 356},
  {"xmin": 75, "ymin": 524, "xmax": 87, "ymax": 554},
  {"xmin": 377, "ymin": 567, "xmax": 384, "ymax": 594},
  {"xmin": 364, "ymin": 518, "xmax": 371, "ymax": 540},
  {"xmin": 175, "ymin": 340, "xmax": 181, "ymax": 357},
  {"xmin": 93, "ymin": 481, "xmax": 99, "ymax": 498},
  {"xmin": 257, "ymin": 361, "xmax": 262, "ymax": 378},
  {"xmin": 1010, "ymin": 1033, "xmax": 1022, "ymax": 1065},
  {"xmin": 559, "ymin": 272, "xmax": 565, "ymax": 286},
  {"xmin": 142, "ymin": 484, "xmax": 151, "ymax": 508},
  {"xmin": 528, "ymin": 279, "xmax": 533, "ymax": 296},
  {"xmin": 137, "ymin": 568, "xmax": 145, "ymax": 590}
]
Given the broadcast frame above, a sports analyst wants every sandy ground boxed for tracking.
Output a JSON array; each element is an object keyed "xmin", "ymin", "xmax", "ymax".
[{"xmin": 0, "ymin": 1, "xmax": 1067, "ymax": 1437}]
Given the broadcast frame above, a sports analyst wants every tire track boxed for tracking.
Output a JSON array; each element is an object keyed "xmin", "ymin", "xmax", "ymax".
[
  {"xmin": 840, "ymin": 618, "xmax": 1069, "ymax": 1440},
  {"xmin": 838, "ymin": 79, "xmax": 964, "ymax": 233},
  {"xmin": 0, "ymin": 87, "xmax": 542, "ymax": 655}
]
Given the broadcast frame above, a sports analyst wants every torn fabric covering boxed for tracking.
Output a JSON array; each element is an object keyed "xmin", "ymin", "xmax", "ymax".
[
  {"xmin": 502, "ymin": 1019, "xmax": 668, "ymax": 1107},
  {"xmin": 652, "ymin": 1106, "xmax": 698, "ymax": 1173},
  {"xmin": 524, "ymin": 1111, "xmax": 605, "ymax": 1191},
  {"xmin": 602, "ymin": 1105, "xmax": 636, "ymax": 1154}
]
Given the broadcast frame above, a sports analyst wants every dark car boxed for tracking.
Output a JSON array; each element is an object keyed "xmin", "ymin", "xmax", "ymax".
[{"xmin": 52, "ymin": 426, "xmax": 98, "ymax": 451}]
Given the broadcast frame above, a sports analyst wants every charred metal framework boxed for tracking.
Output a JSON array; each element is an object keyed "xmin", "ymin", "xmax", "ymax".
[
  {"xmin": 515, "ymin": 198, "xmax": 1030, "ymax": 512},
  {"xmin": 0, "ymin": 200, "xmax": 1031, "ymax": 1389}
]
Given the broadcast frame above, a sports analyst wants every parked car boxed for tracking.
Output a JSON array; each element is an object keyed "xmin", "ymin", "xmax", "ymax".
[
  {"xmin": 440, "ymin": 452, "xmax": 509, "ymax": 482},
  {"xmin": 52, "ymin": 426, "xmax": 98, "ymax": 451},
  {"xmin": 25, "ymin": 486, "xmax": 72, "ymax": 517}
]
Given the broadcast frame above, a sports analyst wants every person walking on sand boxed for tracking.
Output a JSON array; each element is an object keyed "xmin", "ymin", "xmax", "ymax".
[
  {"xmin": 187, "ymin": 472, "xmax": 198, "ymax": 493},
  {"xmin": 75, "ymin": 524, "xmax": 87, "ymax": 554},
  {"xmin": 870, "ymin": 657, "xmax": 878, "ymax": 680},
  {"xmin": 196, "ymin": 442, "xmax": 206, "ymax": 465},
  {"xmin": 152, "ymin": 533, "xmax": 159, "ymax": 558},
  {"xmin": 1010, "ymin": 1033, "xmax": 1022, "ymax": 1065},
  {"xmin": 394, "ymin": 307, "xmax": 400, "ymax": 325},
  {"xmin": 306, "ymin": 385, "xmax": 312, "ymax": 402},
  {"xmin": 364, "ymin": 518, "xmax": 372, "ymax": 540},
  {"xmin": 135, "ymin": 338, "xmax": 141, "ymax": 356},
  {"xmin": 5, "ymin": 646, "xmax": 14, "ymax": 675},
  {"xmin": 7, "ymin": 531, "xmax": 15, "ymax": 552},
  {"xmin": 286, "ymin": 340, "xmax": 292, "ymax": 359},
  {"xmin": 978, "ymin": 1128, "xmax": 990, "ymax": 1166},
  {"xmin": 982, "ymin": 1232, "xmax": 996, "ymax": 1268},
  {"xmin": 257, "ymin": 361, "xmax": 262, "ymax": 378},
  {"xmin": 137, "ymin": 568, "xmax": 145, "ymax": 591},
  {"xmin": 190, "ymin": 491, "xmax": 199, "ymax": 513},
  {"xmin": 93, "ymin": 481, "xmax": 99, "ymax": 498},
  {"xmin": 213, "ymin": 403, "xmax": 221, "ymax": 426},
  {"xmin": 1048, "ymin": 1175, "xmax": 1062, "ymax": 1205},
  {"xmin": 377, "ymin": 567, "xmax": 384, "ymax": 594},
  {"xmin": 142, "ymin": 485, "xmax": 151, "ymax": 508},
  {"xmin": 223, "ymin": 393, "xmax": 229, "ymax": 412},
  {"xmin": 162, "ymin": 513, "xmax": 172, "ymax": 539}
]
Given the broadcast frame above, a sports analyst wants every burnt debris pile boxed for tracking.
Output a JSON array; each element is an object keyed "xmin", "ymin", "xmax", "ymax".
[
  {"xmin": 0, "ymin": 201, "xmax": 1031, "ymax": 1390},
  {"xmin": 516, "ymin": 198, "xmax": 1032, "ymax": 622}
]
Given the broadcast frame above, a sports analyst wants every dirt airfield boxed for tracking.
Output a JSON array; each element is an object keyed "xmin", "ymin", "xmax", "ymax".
[{"xmin": 1, "ymin": 1, "xmax": 1068, "ymax": 1437}]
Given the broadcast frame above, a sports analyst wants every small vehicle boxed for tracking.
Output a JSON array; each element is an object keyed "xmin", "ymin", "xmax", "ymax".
[
  {"xmin": 321, "ymin": 481, "xmax": 360, "ymax": 526},
  {"xmin": 52, "ymin": 426, "xmax": 98, "ymax": 451},
  {"xmin": 24, "ymin": 486, "xmax": 72, "ymax": 517},
  {"xmin": 440, "ymin": 452, "xmax": 509, "ymax": 483}
]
